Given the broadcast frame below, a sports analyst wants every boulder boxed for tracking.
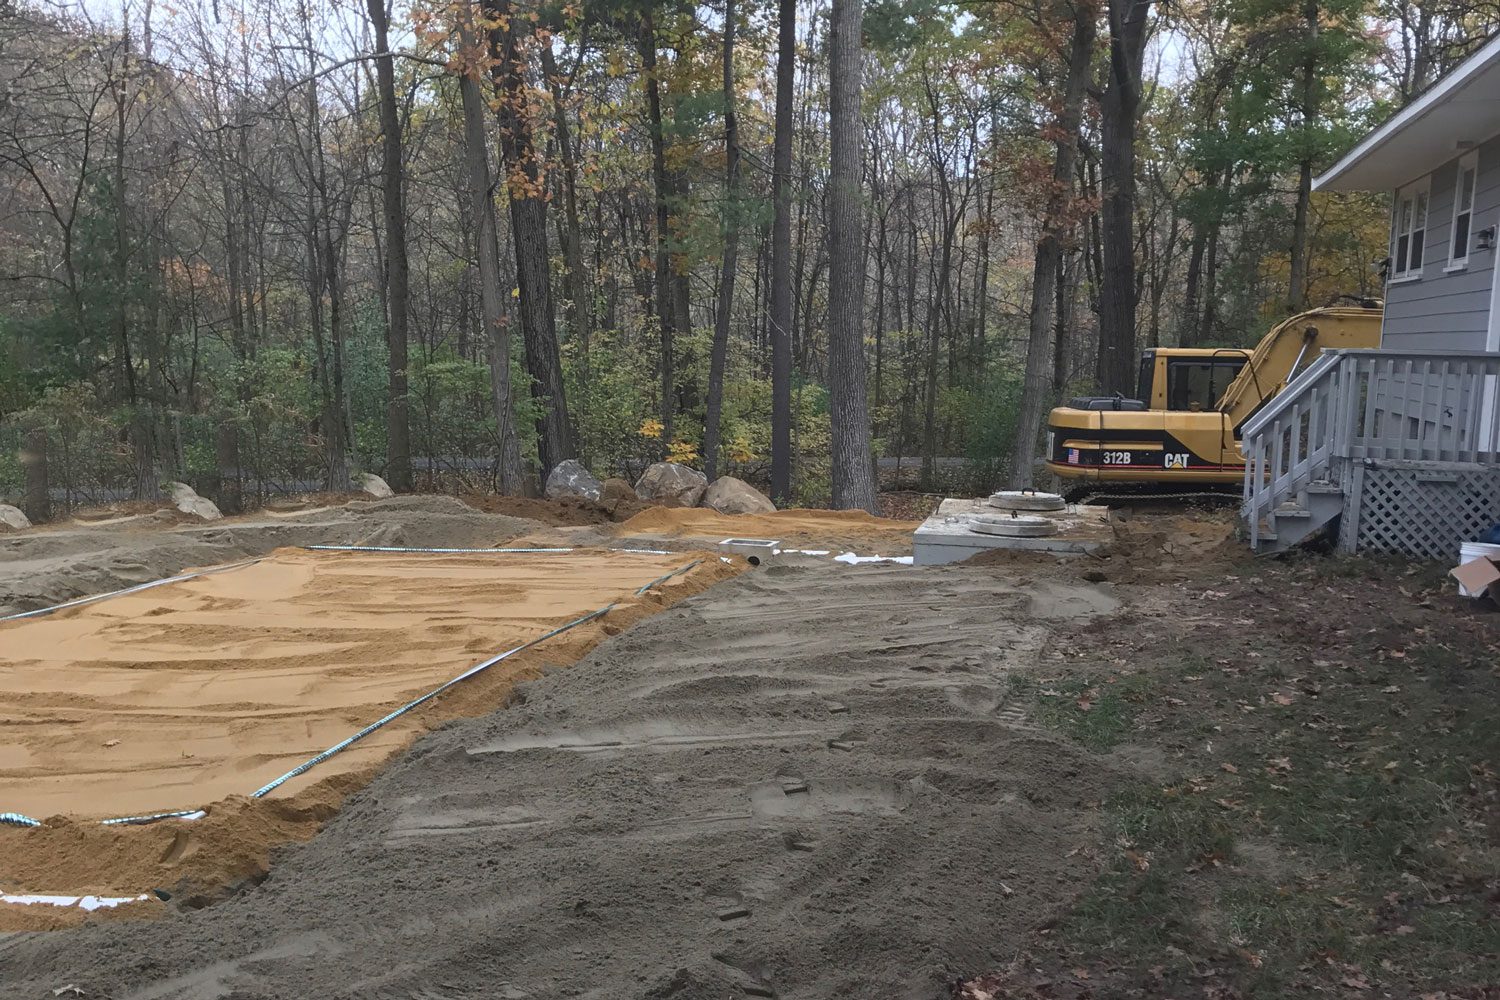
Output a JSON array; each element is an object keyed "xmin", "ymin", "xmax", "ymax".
[
  {"xmin": 545, "ymin": 459, "xmax": 603, "ymax": 503},
  {"xmin": 701, "ymin": 476, "xmax": 776, "ymax": 515},
  {"xmin": 634, "ymin": 462, "xmax": 708, "ymax": 508},
  {"xmin": 0, "ymin": 504, "xmax": 32, "ymax": 531},
  {"xmin": 600, "ymin": 477, "xmax": 637, "ymax": 504},
  {"xmin": 162, "ymin": 481, "xmax": 223, "ymax": 521},
  {"xmin": 175, "ymin": 495, "xmax": 223, "ymax": 521},
  {"xmin": 354, "ymin": 472, "xmax": 395, "ymax": 499},
  {"xmin": 598, "ymin": 477, "xmax": 652, "ymax": 521}
]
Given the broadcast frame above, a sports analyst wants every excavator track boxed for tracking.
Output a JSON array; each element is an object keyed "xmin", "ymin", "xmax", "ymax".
[{"xmin": 1065, "ymin": 484, "xmax": 1243, "ymax": 507}]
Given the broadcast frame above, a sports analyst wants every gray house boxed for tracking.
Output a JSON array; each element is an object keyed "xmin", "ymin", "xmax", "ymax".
[{"xmin": 1241, "ymin": 34, "xmax": 1500, "ymax": 557}]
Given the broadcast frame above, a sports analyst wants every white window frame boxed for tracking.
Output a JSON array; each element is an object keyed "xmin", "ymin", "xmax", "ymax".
[
  {"xmin": 1391, "ymin": 176, "xmax": 1430, "ymax": 282},
  {"xmin": 1446, "ymin": 151, "xmax": 1479, "ymax": 271}
]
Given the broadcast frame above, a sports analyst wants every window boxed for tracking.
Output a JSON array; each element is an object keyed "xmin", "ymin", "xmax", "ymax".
[
  {"xmin": 1136, "ymin": 354, "xmax": 1155, "ymax": 403},
  {"xmin": 1449, "ymin": 152, "xmax": 1478, "ymax": 268},
  {"xmin": 1392, "ymin": 178, "xmax": 1429, "ymax": 279},
  {"xmin": 1165, "ymin": 359, "xmax": 1247, "ymax": 411}
]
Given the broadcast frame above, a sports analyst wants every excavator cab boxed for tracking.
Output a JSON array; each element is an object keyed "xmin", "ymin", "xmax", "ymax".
[
  {"xmin": 1045, "ymin": 304, "xmax": 1383, "ymax": 493},
  {"xmin": 1066, "ymin": 349, "xmax": 1248, "ymax": 413}
]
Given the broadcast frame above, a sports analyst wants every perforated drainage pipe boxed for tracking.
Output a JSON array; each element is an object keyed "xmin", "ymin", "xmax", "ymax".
[{"xmin": 0, "ymin": 552, "xmax": 705, "ymax": 827}]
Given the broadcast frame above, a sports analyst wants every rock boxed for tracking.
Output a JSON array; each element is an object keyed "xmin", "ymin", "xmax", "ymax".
[
  {"xmin": 354, "ymin": 473, "xmax": 395, "ymax": 499},
  {"xmin": 598, "ymin": 477, "xmax": 652, "ymax": 521},
  {"xmin": 600, "ymin": 477, "xmax": 637, "ymax": 504},
  {"xmin": 161, "ymin": 482, "xmax": 223, "ymax": 521},
  {"xmin": 175, "ymin": 495, "xmax": 223, "ymax": 521},
  {"xmin": 701, "ymin": 476, "xmax": 776, "ymax": 515},
  {"xmin": 634, "ymin": 462, "xmax": 708, "ymax": 508},
  {"xmin": 0, "ymin": 504, "xmax": 32, "ymax": 531},
  {"xmin": 545, "ymin": 460, "xmax": 603, "ymax": 503}
]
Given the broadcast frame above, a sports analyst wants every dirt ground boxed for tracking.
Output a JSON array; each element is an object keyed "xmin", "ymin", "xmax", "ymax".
[{"xmin": 1, "ymin": 494, "xmax": 1495, "ymax": 997}]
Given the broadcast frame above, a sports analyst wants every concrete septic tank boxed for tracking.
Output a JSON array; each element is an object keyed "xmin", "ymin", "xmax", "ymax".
[
  {"xmin": 718, "ymin": 537, "xmax": 782, "ymax": 566},
  {"xmin": 912, "ymin": 497, "xmax": 1112, "ymax": 565}
]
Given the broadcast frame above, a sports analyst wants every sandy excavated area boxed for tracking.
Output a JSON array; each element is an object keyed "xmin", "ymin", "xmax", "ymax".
[
  {"xmin": 0, "ymin": 544, "xmax": 734, "ymax": 929},
  {"xmin": 0, "ymin": 560, "xmax": 1130, "ymax": 997},
  {"xmin": 613, "ymin": 506, "xmax": 921, "ymax": 552},
  {"xmin": 1, "ymin": 548, "xmax": 714, "ymax": 820},
  {"xmin": 0, "ymin": 495, "xmax": 544, "ymax": 618}
]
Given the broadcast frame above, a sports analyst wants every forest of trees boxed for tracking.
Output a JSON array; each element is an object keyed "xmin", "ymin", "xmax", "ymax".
[{"xmin": 1, "ymin": 0, "xmax": 1497, "ymax": 515}]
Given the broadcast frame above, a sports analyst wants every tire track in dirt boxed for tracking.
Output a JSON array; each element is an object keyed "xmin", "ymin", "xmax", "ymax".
[{"xmin": 1, "ymin": 561, "xmax": 1132, "ymax": 1000}]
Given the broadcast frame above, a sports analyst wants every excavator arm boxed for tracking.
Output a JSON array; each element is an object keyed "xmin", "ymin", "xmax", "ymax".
[{"xmin": 1215, "ymin": 304, "xmax": 1383, "ymax": 429}]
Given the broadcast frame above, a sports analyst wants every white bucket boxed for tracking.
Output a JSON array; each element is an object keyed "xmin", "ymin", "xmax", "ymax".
[{"xmin": 1457, "ymin": 541, "xmax": 1500, "ymax": 597}]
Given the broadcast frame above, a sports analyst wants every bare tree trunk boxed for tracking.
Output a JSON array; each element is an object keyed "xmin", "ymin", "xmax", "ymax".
[
  {"xmin": 827, "ymin": 0, "xmax": 878, "ymax": 513},
  {"xmin": 460, "ymin": 42, "xmax": 525, "ymax": 495},
  {"xmin": 214, "ymin": 423, "xmax": 242, "ymax": 515},
  {"xmin": 540, "ymin": 40, "xmax": 591, "ymax": 352},
  {"xmin": 1181, "ymin": 223, "xmax": 1206, "ymax": 346},
  {"xmin": 1011, "ymin": 0, "xmax": 1094, "ymax": 488},
  {"xmin": 487, "ymin": 0, "xmax": 575, "ymax": 474},
  {"xmin": 21, "ymin": 423, "xmax": 50, "ymax": 524},
  {"xmin": 769, "ymin": 0, "xmax": 795, "ymax": 502},
  {"xmin": 1287, "ymin": 0, "xmax": 1319, "ymax": 313},
  {"xmin": 704, "ymin": 0, "xmax": 740, "ymax": 481},
  {"xmin": 366, "ymin": 0, "xmax": 411, "ymax": 491},
  {"xmin": 1096, "ymin": 0, "xmax": 1150, "ymax": 394},
  {"xmin": 1054, "ymin": 251, "xmax": 1076, "ymax": 396},
  {"xmin": 640, "ymin": 12, "xmax": 676, "ymax": 446}
]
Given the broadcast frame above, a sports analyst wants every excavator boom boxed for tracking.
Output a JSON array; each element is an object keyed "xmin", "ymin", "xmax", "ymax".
[{"xmin": 1215, "ymin": 305, "xmax": 1384, "ymax": 428}]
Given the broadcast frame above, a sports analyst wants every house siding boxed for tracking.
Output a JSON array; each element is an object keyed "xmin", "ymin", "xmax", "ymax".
[{"xmin": 1381, "ymin": 132, "xmax": 1500, "ymax": 352}]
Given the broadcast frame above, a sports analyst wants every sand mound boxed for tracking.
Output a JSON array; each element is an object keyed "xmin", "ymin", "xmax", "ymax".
[
  {"xmin": 615, "ymin": 507, "xmax": 919, "ymax": 552},
  {"xmin": 963, "ymin": 511, "xmax": 1244, "ymax": 584},
  {"xmin": 0, "ymin": 494, "xmax": 541, "ymax": 618},
  {"xmin": 0, "ymin": 547, "xmax": 739, "ymax": 928}
]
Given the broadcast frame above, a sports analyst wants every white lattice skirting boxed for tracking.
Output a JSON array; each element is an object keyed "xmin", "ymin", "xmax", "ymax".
[{"xmin": 1341, "ymin": 461, "xmax": 1500, "ymax": 560}]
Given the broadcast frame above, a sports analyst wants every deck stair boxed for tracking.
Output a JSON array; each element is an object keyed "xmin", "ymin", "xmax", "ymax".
[{"xmin": 1242, "ymin": 349, "xmax": 1500, "ymax": 556}]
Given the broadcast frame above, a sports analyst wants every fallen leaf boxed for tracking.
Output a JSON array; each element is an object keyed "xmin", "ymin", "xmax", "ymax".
[
  {"xmin": 1272, "ymin": 692, "xmax": 1295, "ymax": 706},
  {"xmin": 1383, "ymin": 761, "xmax": 1400, "ymax": 770},
  {"xmin": 1220, "ymin": 762, "xmax": 1239, "ymax": 774},
  {"xmin": 1382, "ymin": 685, "xmax": 1401, "ymax": 693},
  {"xmin": 1394, "ymin": 924, "xmax": 1415, "ymax": 936}
]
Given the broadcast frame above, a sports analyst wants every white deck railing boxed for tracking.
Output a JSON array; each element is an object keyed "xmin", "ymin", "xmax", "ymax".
[{"xmin": 1241, "ymin": 349, "xmax": 1500, "ymax": 548}]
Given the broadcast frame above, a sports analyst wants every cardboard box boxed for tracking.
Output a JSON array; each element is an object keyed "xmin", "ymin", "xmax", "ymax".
[{"xmin": 1450, "ymin": 554, "xmax": 1500, "ymax": 603}]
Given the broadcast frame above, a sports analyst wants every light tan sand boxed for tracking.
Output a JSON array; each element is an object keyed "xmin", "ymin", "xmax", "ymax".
[
  {"xmin": 614, "ymin": 507, "xmax": 920, "ymax": 552},
  {"xmin": 0, "ymin": 546, "xmax": 738, "ymax": 927},
  {"xmin": 0, "ymin": 548, "xmax": 719, "ymax": 820}
]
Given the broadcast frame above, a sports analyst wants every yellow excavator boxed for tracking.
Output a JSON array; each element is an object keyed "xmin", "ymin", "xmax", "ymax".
[{"xmin": 1045, "ymin": 301, "xmax": 1383, "ymax": 497}]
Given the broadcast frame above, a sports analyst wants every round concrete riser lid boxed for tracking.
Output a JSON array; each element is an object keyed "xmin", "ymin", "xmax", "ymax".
[
  {"xmin": 987, "ymin": 491, "xmax": 1065, "ymax": 512},
  {"xmin": 970, "ymin": 514, "xmax": 1059, "ymax": 537}
]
